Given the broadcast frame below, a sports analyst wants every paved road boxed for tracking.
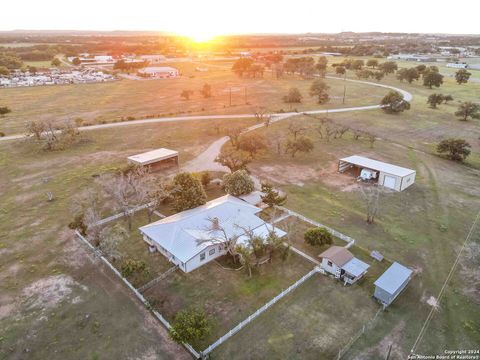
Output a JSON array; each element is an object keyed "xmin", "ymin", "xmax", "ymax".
[{"xmin": 0, "ymin": 77, "xmax": 412, "ymax": 142}]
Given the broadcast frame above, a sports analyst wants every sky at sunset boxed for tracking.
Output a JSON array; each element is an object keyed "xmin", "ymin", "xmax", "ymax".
[{"xmin": 2, "ymin": 0, "xmax": 479, "ymax": 37}]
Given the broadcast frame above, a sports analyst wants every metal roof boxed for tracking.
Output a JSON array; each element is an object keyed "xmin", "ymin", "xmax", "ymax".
[
  {"xmin": 128, "ymin": 148, "xmax": 178, "ymax": 166},
  {"xmin": 140, "ymin": 195, "xmax": 286, "ymax": 263},
  {"xmin": 140, "ymin": 66, "xmax": 178, "ymax": 73},
  {"xmin": 374, "ymin": 262, "xmax": 413, "ymax": 294},
  {"xmin": 339, "ymin": 155, "xmax": 415, "ymax": 177},
  {"xmin": 342, "ymin": 257, "xmax": 370, "ymax": 277},
  {"xmin": 239, "ymin": 191, "xmax": 265, "ymax": 206},
  {"xmin": 319, "ymin": 246, "xmax": 354, "ymax": 267}
]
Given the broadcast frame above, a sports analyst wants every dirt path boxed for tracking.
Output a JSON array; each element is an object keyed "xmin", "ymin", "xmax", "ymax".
[
  {"xmin": 0, "ymin": 78, "xmax": 412, "ymax": 142},
  {"xmin": 180, "ymin": 79, "xmax": 412, "ymax": 174}
]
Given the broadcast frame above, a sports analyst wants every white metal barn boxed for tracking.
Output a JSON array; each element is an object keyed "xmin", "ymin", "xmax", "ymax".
[{"xmin": 338, "ymin": 155, "xmax": 416, "ymax": 192}]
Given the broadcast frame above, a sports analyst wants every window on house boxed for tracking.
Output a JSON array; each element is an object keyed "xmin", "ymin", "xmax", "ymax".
[
  {"xmin": 209, "ymin": 248, "xmax": 215, "ymax": 256},
  {"xmin": 327, "ymin": 261, "xmax": 333, "ymax": 267},
  {"xmin": 200, "ymin": 252, "xmax": 206, "ymax": 261}
]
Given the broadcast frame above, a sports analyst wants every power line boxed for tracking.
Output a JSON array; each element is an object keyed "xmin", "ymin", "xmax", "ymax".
[{"xmin": 410, "ymin": 209, "xmax": 480, "ymax": 354}]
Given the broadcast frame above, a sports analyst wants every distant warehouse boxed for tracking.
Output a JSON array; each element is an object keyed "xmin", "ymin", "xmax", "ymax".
[
  {"xmin": 338, "ymin": 155, "xmax": 416, "ymax": 192},
  {"xmin": 138, "ymin": 66, "xmax": 179, "ymax": 79},
  {"xmin": 139, "ymin": 54, "xmax": 167, "ymax": 64}
]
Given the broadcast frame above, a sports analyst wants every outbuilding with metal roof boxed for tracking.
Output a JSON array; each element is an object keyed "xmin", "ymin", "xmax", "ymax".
[
  {"xmin": 338, "ymin": 155, "xmax": 416, "ymax": 191},
  {"xmin": 374, "ymin": 262, "xmax": 413, "ymax": 307},
  {"xmin": 128, "ymin": 148, "xmax": 179, "ymax": 171}
]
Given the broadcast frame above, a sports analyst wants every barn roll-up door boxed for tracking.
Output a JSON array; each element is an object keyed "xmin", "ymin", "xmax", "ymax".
[{"xmin": 383, "ymin": 175, "xmax": 396, "ymax": 190}]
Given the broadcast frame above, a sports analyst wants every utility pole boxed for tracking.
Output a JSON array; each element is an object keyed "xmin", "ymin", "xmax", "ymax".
[
  {"xmin": 385, "ymin": 343, "xmax": 392, "ymax": 360},
  {"xmin": 342, "ymin": 71, "xmax": 347, "ymax": 104}
]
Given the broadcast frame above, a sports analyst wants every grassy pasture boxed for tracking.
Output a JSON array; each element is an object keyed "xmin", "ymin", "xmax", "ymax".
[
  {"xmin": 245, "ymin": 107, "xmax": 480, "ymax": 357},
  {"xmin": 145, "ymin": 252, "xmax": 315, "ymax": 350},
  {"xmin": 0, "ymin": 60, "xmax": 388, "ymax": 134},
  {"xmin": 0, "ymin": 118, "xmax": 252, "ymax": 360},
  {"xmin": 213, "ymin": 274, "xmax": 380, "ymax": 360}
]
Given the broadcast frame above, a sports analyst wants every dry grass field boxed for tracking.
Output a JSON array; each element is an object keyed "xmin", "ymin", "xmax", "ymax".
[
  {"xmin": 1, "ymin": 52, "xmax": 479, "ymax": 359},
  {"xmin": 245, "ymin": 104, "xmax": 480, "ymax": 357},
  {"xmin": 0, "ymin": 60, "xmax": 388, "ymax": 134},
  {"xmin": 0, "ymin": 118, "xmax": 252, "ymax": 360}
]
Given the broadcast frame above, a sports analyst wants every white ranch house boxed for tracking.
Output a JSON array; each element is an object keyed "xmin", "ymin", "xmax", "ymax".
[
  {"xmin": 338, "ymin": 155, "xmax": 416, "ymax": 192},
  {"xmin": 319, "ymin": 246, "xmax": 370, "ymax": 285},
  {"xmin": 139, "ymin": 195, "xmax": 286, "ymax": 273}
]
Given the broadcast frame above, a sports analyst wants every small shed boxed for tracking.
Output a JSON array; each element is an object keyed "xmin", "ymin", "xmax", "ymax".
[
  {"xmin": 374, "ymin": 262, "xmax": 413, "ymax": 307},
  {"xmin": 319, "ymin": 246, "xmax": 370, "ymax": 285},
  {"xmin": 338, "ymin": 155, "xmax": 416, "ymax": 191},
  {"xmin": 128, "ymin": 148, "xmax": 179, "ymax": 171}
]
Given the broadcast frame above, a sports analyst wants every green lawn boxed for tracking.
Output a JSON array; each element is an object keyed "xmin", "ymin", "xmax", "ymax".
[{"xmin": 145, "ymin": 252, "xmax": 315, "ymax": 350}]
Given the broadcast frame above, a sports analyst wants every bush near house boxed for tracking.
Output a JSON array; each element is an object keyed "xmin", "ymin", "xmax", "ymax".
[
  {"xmin": 223, "ymin": 170, "xmax": 254, "ymax": 196},
  {"xmin": 171, "ymin": 172, "xmax": 207, "ymax": 212},
  {"xmin": 304, "ymin": 227, "xmax": 333, "ymax": 246}
]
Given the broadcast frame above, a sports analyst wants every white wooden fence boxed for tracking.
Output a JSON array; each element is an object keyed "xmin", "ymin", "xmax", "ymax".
[
  {"xmin": 279, "ymin": 207, "xmax": 356, "ymax": 247},
  {"xmin": 287, "ymin": 244, "xmax": 321, "ymax": 265},
  {"xmin": 74, "ymin": 230, "xmax": 201, "ymax": 359},
  {"xmin": 138, "ymin": 265, "xmax": 178, "ymax": 293},
  {"xmin": 201, "ymin": 267, "xmax": 320, "ymax": 357},
  {"xmin": 94, "ymin": 202, "xmax": 153, "ymax": 226}
]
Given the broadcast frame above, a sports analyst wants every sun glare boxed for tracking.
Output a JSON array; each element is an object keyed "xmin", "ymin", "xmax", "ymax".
[
  {"xmin": 189, "ymin": 33, "xmax": 215, "ymax": 43},
  {"xmin": 176, "ymin": 28, "xmax": 219, "ymax": 43}
]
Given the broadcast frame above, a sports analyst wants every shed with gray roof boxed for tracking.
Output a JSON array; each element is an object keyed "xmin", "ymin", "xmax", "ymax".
[{"xmin": 374, "ymin": 262, "xmax": 413, "ymax": 306}]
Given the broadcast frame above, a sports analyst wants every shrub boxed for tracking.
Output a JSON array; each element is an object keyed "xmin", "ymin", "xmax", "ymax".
[
  {"xmin": 304, "ymin": 227, "xmax": 333, "ymax": 246},
  {"xmin": 170, "ymin": 308, "xmax": 211, "ymax": 345},
  {"xmin": 68, "ymin": 213, "xmax": 87, "ymax": 235},
  {"xmin": 172, "ymin": 172, "xmax": 207, "ymax": 211},
  {"xmin": 121, "ymin": 259, "xmax": 148, "ymax": 277},
  {"xmin": 200, "ymin": 171, "xmax": 211, "ymax": 187},
  {"xmin": 223, "ymin": 170, "xmax": 254, "ymax": 196}
]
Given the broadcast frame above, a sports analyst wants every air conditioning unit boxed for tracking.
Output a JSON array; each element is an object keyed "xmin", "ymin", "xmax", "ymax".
[{"xmin": 360, "ymin": 169, "xmax": 377, "ymax": 181}]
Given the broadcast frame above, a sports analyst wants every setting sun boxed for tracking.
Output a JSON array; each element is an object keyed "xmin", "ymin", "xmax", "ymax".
[{"xmin": 178, "ymin": 30, "xmax": 219, "ymax": 43}]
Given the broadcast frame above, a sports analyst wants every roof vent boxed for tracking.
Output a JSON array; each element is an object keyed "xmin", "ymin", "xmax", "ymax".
[{"xmin": 212, "ymin": 217, "xmax": 220, "ymax": 230}]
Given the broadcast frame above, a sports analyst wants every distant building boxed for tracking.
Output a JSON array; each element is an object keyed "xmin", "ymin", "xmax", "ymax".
[
  {"xmin": 68, "ymin": 55, "xmax": 115, "ymax": 65},
  {"xmin": 139, "ymin": 55, "xmax": 167, "ymax": 64},
  {"xmin": 446, "ymin": 63, "xmax": 468, "ymax": 69},
  {"xmin": 387, "ymin": 54, "xmax": 436, "ymax": 62},
  {"xmin": 138, "ymin": 66, "xmax": 179, "ymax": 78}
]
